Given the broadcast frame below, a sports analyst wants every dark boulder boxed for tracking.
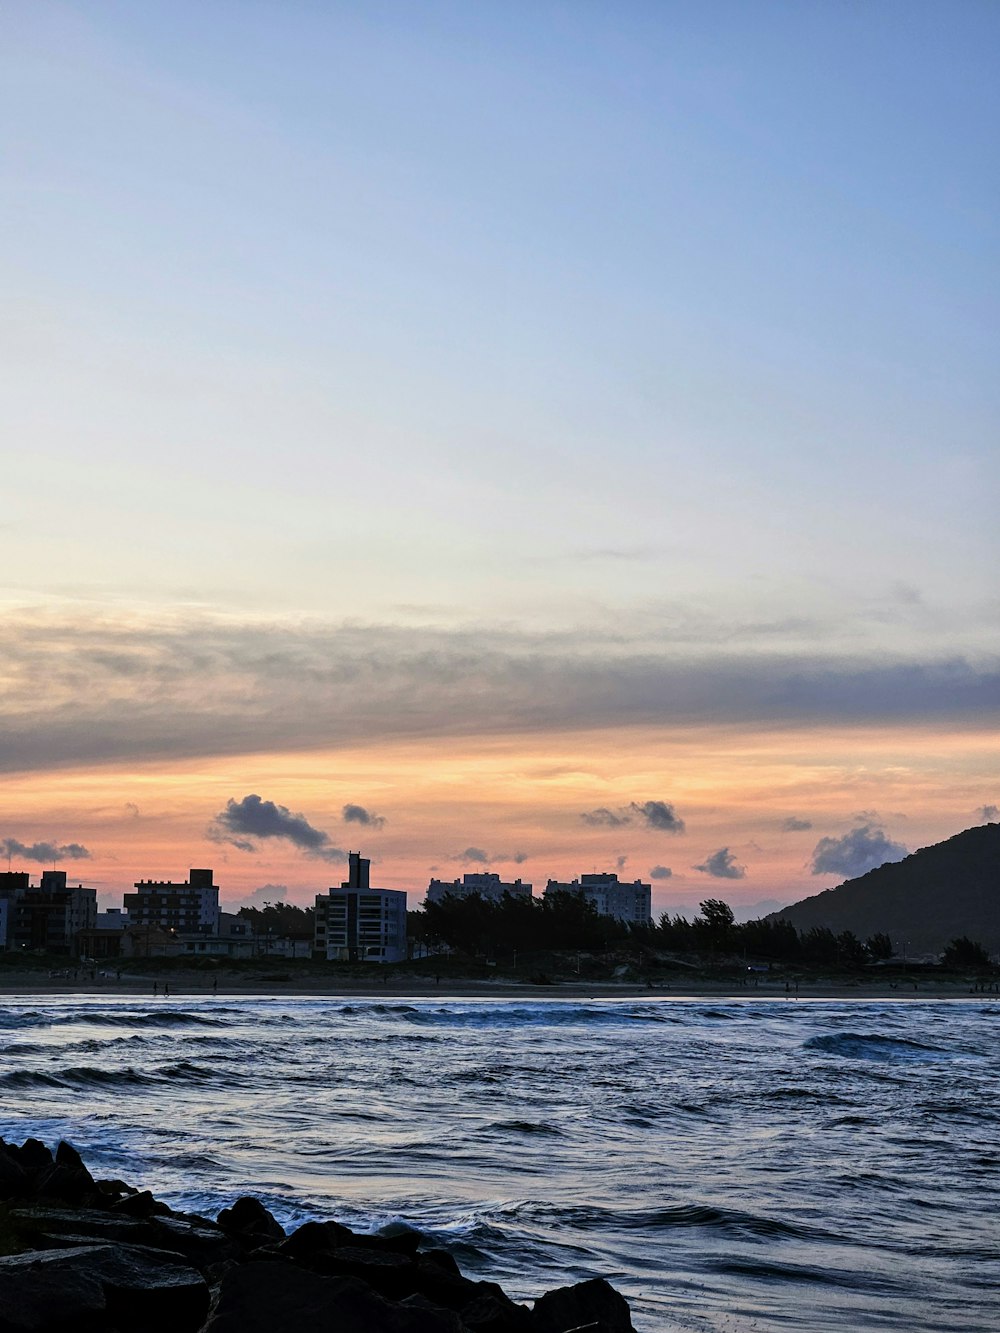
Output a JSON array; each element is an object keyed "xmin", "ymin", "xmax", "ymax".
[
  {"xmin": 216, "ymin": 1196, "xmax": 285, "ymax": 1249},
  {"xmin": 0, "ymin": 1143, "xmax": 29, "ymax": 1200},
  {"xmin": 462, "ymin": 1291, "xmax": 535, "ymax": 1332},
  {"xmin": 531, "ymin": 1278, "xmax": 635, "ymax": 1333},
  {"xmin": 201, "ymin": 1259, "xmax": 469, "ymax": 1333},
  {"xmin": 9, "ymin": 1140, "xmax": 53, "ymax": 1177},
  {"xmin": 0, "ymin": 1242, "xmax": 208, "ymax": 1333},
  {"xmin": 277, "ymin": 1217, "xmax": 420, "ymax": 1262},
  {"xmin": 0, "ymin": 1247, "xmax": 107, "ymax": 1332},
  {"xmin": 112, "ymin": 1188, "xmax": 163, "ymax": 1217},
  {"xmin": 149, "ymin": 1215, "xmax": 239, "ymax": 1268}
]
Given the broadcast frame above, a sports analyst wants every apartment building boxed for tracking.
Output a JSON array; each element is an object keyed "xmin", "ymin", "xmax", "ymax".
[
  {"xmin": 123, "ymin": 868, "xmax": 221, "ymax": 936},
  {"xmin": 314, "ymin": 852, "xmax": 407, "ymax": 964},
  {"xmin": 7, "ymin": 870, "xmax": 98, "ymax": 954},
  {"xmin": 425, "ymin": 872, "xmax": 533, "ymax": 905},
  {"xmin": 544, "ymin": 871, "xmax": 651, "ymax": 925}
]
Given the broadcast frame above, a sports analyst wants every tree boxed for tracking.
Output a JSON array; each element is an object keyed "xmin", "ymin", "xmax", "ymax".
[
  {"xmin": 941, "ymin": 936, "xmax": 991, "ymax": 968},
  {"xmin": 865, "ymin": 932, "xmax": 893, "ymax": 960},
  {"xmin": 698, "ymin": 900, "xmax": 735, "ymax": 931}
]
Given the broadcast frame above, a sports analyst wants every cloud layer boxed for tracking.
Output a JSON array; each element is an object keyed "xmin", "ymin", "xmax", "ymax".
[
  {"xmin": 209, "ymin": 795, "xmax": 346, "ymax": 863},
  {"xmin": 0, "ymin": 612, "xmax": 996, "ymax": 775},
  {"xmin": 809, "ymin": 824, "xmax": 908, "ymax": 879}
]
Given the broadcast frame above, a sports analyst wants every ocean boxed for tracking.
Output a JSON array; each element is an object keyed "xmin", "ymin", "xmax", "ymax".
[{"xmin": 0, "ymin": 995, "xmax": 996, "ymax": 1331}]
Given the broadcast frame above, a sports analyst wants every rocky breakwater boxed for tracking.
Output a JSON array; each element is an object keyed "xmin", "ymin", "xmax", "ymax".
[{"xmin": 0, "ymin": 1139, "xmax": 636, "ymax": 1333}]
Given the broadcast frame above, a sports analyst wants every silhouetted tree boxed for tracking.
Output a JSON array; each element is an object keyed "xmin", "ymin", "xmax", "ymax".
[
  {"xmin": 941, "ymin": 936, "xmax": 991, "ymax": 968},
  {"xmin": 237, "ymin": 903, "xmax": 314, "ymax": 939},
  {"xmin": 865, "ymin": 932, "xmax": 894, "ymax": 960}
]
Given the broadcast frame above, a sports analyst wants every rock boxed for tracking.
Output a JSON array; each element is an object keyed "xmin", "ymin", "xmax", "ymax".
[
  {"xmin": 306, "ymin": 1244, "xmax": 416, "ymax": 1299},
  {"xmin": 462, "ymin": 1291, "xmax": 535, "ymax": 1332},
  {"xmin": 12, "ymin": 1140, "xmax": 53, "ymax": 1176},
  {"xmin": 54, "ymin": 1141, "xmax": 86, "ymax": 1173},
  {"xmin": 216, "ymin": 1196, "xmax": 285, "ymax": 1249},
  {"xmin": 0, "ymin": 1242, "xmax": 208, "ymax": 1333},
  {"xmin": 149, "ymin": 1215, "xmax": 239, "ymax": 1268},
  {"xmin": 422, "ymin": 1249, "xmax": 463, "ymax": 1277},
  {"xmin": 0, "ymin": 1247, "xmax": 107, "ymax": 1332},
  {"xmin": 531, "ymin": 1278, "xmax": 635, "ymax": 1333},
  {"xmin": 112, "ymin": 1188, "xmax": 162, "ymax": 1217},
  {"xmin": 8, "ymin": 1206, "xmax": 235, "ymax": 1273},
  {"xmin": 88, "ymin": 1241, "xmax": 209, "ymax": 1331},
  {"xmin": 277, "ymin": 1217, "xmax": 420, "ymax": 1261},
  {"xmin": 201, "ymin": 1259, "xmax": 470, "ymax": 1333},
  {"xmin": 0, "ymin": 1144, "xmax": 29, "ymax": 1200},
  {"xmin": 10, "ymin": 1205, "xmax": 158, "ymax": 1247}
]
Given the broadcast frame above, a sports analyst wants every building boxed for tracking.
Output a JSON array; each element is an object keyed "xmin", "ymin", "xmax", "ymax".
[
  {"xmin": 314, "ymin": 852, "xmax": 407, "ymax": 964},
  {"xmin": 0, "ymin": 873, "xmax": 28, "ymax": 951},
  {"xmin": 426, "ymin": 873, "xmax": 533, "ymax": 905},
  {"xmin": 123, "ymin": 868, "xmax": 221, "ymax": 937},
  {"xmin": 77, "ymin": 908, "xmax": 128, "ymax": 960},
  {"xmin": 544, "ymin": 872, "xmax": 651, "ymax": 925},
  {"xmin": 8, "ymin": 870, "xmax": 98, "ymax": 954}
]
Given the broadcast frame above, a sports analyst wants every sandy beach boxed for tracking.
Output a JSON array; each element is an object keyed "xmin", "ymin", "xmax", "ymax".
[{"xmin": 0, "ymin": 972, "xmax": 988, "ymax": 1001}]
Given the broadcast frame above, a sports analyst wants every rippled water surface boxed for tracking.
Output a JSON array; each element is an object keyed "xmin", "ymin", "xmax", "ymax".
[{"xmin": 1, "ymin": 995, "xmax": 997, "ymax": 1331}]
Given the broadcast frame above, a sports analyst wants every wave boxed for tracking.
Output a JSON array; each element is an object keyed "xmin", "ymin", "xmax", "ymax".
[
  {"xmin": 804, "ymin": 1033, "xmax": 948, "ymax": 1062},
  {"xmin": 394, "ymin": 1003, "xmax": 679, "ymax": 1029},
  {"xmin": 59, "ymin": 1009, "xmax": 232, "ymax": 1029},
  {"xmin": 503, "ymin": 1200, "xmax": 831, "ymax": 1243},
  {"xmin": 0, "ymin": 1065, "xmax": 157, "ymax": 1090},
  {"xmin": 0, "ymin": 1059, "xmax": 218, "ymax": 1091},
  {"xmin": 488, "ymin": 1120, "xmax": 562, "ymax": 1137}
]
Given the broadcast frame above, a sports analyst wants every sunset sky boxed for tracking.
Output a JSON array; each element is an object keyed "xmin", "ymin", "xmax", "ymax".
[{"xmin": 2, "ymin": 2, "xmax": 997, "ymax": 915}]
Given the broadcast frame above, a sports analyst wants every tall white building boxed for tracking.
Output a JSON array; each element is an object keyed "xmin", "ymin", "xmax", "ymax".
[
  {"xmin": 544, "ymin": 872, "xmax": 651, "ymax": 925},
  {"xmin": 314, "ymin": 853, "xmax": 407, "ymax": 964},
  {"xmin": 426, "ymin": 873, "xmax": 533, "ymax": 905}
]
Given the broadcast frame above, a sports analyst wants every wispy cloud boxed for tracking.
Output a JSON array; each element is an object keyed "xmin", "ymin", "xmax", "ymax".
[
  {"xmin": 781, "ymin": 816, "xmax": 812, "ymax": 832},
  {"xmin": 208, "ymin": 794, "xmax": 345, "ymax": 862},
  {"xmin": 649, "ymin": 864, "xmax": 673, "ymax": 879},
  {"xmin": 978, "ymin": 804, "xmax": 998, "ymax": 823},
  {"xmin": 809, "ymin": 824, "xmax": 907, "ymax": 878},
  {"xmin": 0, "ymin": 612, "xmax": 996, "ymax": 775},
  {"xmin": 1, "ymin": 837, "xmax": 91, "ymax": 864}
]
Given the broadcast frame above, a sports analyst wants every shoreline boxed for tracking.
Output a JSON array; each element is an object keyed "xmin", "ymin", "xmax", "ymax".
[{"xmin": 0, "ymin": 975, "xmax": 991, "ymax": 1001}]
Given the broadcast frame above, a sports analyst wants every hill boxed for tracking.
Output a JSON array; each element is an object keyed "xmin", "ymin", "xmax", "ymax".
[{"xmin": 769, "ymin": 823, "xmax": 1000, "ymax": 956}]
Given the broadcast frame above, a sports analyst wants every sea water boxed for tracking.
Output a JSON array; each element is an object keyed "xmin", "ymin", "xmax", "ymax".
[{"xmin": 0, "ymin": 995, "xmax": 996, "ymax": 1331}]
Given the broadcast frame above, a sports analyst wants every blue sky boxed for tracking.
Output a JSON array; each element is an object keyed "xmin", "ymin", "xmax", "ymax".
[{"xmin": 1, "ymin": 2, "xmax": 996, "ymax": 900}]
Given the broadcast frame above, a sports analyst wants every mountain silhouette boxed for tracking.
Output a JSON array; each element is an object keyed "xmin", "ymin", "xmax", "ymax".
[{"xmin": 768, "ymin": 823, "xmax": 999, "ymax": 956}]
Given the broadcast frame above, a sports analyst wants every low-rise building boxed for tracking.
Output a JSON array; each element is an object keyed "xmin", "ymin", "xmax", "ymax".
[
  {"xmin": 314, "ymin": 852, "xmax": 407, "ymax": 964},
  {"xmin": 77, "ymin": 908, "xmax": 128, "ymax": 960},
  {"xmin": 124, "ymin": 868, "xmax": 220, "ymax": 936},
  {"xmin": 426, "ymin": 873, "xmax": 533, "ymax": 905},
  {"xmin": 544, "ymin": 872, "xmax": 651, "ymax": 925}
]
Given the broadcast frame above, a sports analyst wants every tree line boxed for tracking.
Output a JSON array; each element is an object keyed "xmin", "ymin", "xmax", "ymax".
[{"xmin": 411, "ymin": 892, "xmax": 991, "ymax": 967}]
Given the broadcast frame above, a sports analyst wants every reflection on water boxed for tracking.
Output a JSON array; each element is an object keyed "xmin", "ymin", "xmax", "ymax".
[{"xmin": 0, "ymin": 996, "xmax": 997, "ymax": 1331}]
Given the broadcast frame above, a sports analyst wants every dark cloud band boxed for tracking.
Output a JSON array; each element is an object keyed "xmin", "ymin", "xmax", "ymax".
[{"xmin": 1, "ymin": 614, "xmax": 996, "ymax": 774}]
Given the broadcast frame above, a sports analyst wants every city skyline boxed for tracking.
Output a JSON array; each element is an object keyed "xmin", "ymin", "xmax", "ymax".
[{"xmin": 2, "ymin": 3, "xmax": 996, "ymax": 917}]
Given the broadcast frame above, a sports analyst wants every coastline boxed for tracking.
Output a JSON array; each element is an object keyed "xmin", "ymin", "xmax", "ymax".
[{"xmin": 0, "ymin": 973, "xmax": 989, "ymax": 1001}]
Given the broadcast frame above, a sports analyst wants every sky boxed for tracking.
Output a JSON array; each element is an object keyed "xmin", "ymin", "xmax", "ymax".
[{"xmin": 2, "ymin": 1, "xmax": 997, "ymax": 915}]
